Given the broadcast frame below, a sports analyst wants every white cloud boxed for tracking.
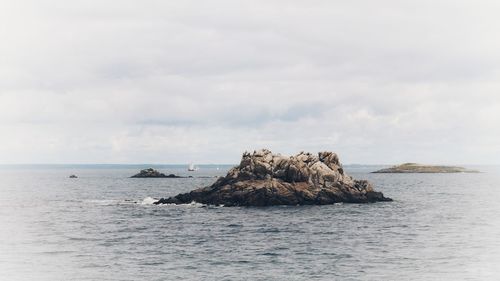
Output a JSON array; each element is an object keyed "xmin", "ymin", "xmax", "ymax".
[{"xmin": 0, "ymin": 0, "xmax": 499, "ymax": 164}]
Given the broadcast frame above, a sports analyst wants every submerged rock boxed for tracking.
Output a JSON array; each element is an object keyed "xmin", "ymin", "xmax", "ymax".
[
  {"xmin": 69, "ymin": 174, "xmax": 78, "ymax": 178},
  {"xmin": 372, "ymin": 163, "xmax": 480, "ymax": 173},
  {"xmin": 131, "ymin": 168, "xmax": 181, "ymax": 178},
  {"xmin": 155, "ymin": 149, "xmax": 392, "ymax": 206}
]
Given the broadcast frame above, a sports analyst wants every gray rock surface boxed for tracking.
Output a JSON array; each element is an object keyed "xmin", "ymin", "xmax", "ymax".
[{"xmin": 155, "ymin": 149, "xmax": 392, "ymax": 206}]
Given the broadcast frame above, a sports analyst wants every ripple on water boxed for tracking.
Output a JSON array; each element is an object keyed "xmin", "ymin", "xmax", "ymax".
[{"xmin": 2, "ymin": 167, "xmax": 500, "ymax": 280}]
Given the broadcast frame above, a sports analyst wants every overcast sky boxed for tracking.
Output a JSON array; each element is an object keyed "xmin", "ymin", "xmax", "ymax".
[{"xmin": 1, "ymin": 0, "xmax": 499, "ymax": 164}]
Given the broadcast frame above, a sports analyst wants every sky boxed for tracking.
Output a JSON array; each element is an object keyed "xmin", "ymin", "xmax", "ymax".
[{"xmin": 1, "ymin": 0, "xmax": 500, "ymax": 164}]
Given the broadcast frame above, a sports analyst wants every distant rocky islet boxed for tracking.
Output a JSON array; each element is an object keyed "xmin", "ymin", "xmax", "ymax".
[
  {"xmin": 372, "ymin": 163, "xmax": 479, "ymax": 173},
  {"xmin": 131, "ymin": 168, "xmax": 184, "ymax": 178},
  {"xmin": 130, "ymin": 168, "xmax": 217, "ymax": 178}
]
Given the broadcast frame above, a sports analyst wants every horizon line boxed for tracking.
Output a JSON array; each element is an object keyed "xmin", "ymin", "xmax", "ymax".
[{"xmin": 0, "ymin": 163, "xmax": 497, "ymax": 166}]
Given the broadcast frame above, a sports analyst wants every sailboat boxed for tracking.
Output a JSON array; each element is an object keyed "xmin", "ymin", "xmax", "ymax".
[{"xmin": 188, "ymin": 163, "xmax": 197, "ymax": 171}]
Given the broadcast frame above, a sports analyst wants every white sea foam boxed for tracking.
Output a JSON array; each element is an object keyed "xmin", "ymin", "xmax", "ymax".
[
  {"xmin": 156, "ymin": 200, "xmax": 206, "ymax": 207},
  {"xmin": 140, "ymin": 197, "xmax": 157, "ymax": 205},
  {"xmin": 185, "ymin": 201, "xmax": 205, "ymax": 207},
  {"xmin": 139, "ymin": 198, "xmax": 207, "ymax": 207}
]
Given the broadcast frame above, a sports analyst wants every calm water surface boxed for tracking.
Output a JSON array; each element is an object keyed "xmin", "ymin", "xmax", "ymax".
[{"xmin": 1, "ymin": 165, "xmax": 499, "ymax": 280}]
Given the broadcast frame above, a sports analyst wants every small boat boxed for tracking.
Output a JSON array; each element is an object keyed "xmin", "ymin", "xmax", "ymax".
[{"xmin": 188, "ymin": 163, "xmax": 197, "ymax": 171}]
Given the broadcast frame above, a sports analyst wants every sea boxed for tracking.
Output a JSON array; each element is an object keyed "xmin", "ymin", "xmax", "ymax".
[{"xmin": 1, "ymin": 164, "xmax": 499, "ymax": 280}]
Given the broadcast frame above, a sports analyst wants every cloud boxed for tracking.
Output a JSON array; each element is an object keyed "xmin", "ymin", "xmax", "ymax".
[{"xmin": 0, "ymin": 0, "xmax": 499, "ymax": 164}]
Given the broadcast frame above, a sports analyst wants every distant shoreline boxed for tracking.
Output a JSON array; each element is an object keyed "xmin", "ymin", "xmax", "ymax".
[{"xmin": 372, "ymin": 163, "xmax": 480, "ymax": 173}]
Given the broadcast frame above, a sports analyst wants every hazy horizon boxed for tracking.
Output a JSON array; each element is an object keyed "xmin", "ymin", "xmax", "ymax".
[
  {"xmin": 1, "ymin": 1, "xmax": 500, "ymax": 165},
  {"xmin": 0, "ymin": 161, "xmax": 497, "ymax": 167}
]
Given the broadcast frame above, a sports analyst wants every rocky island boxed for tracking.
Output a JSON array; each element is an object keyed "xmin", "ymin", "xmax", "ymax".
[
  {"xmin": 154, "ymin": 149, "xmax": 392, "ymax": 206},
  {"xmin": 372, "ymin": 163, "xmax": 479, "ymax": 173},
  {"xmin": 131, "ymin": 168, "xmax": 182, "ymax": 178}
]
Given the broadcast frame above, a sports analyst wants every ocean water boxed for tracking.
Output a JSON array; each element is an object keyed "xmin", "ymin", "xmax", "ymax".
[{"xmin": 1, "ymin": 165, "xmax": 500, "ymax": 280}]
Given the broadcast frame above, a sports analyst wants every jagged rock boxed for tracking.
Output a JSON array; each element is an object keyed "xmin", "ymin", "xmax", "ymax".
[
  {"xmin": 154, "ymin": 149, "xmax": 392, "ymax": 206},
  {"xmin": 131, "ymin": 168, "xmax": 181, "ymax": 178}
]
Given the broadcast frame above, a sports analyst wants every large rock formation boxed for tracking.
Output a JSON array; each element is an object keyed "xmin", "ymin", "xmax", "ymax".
[
  {"xmin": 154, "ymin": 149, "xmax": 391, "ymax": 206},
  {"xmin": 372, "ymin": 163, "xmax": 480, "ymax": 173}
]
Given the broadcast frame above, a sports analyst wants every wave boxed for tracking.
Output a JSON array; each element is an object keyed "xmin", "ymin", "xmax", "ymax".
[
  {"xmin": 155, "ymin": 200, "xmax": 207, "ymax": 208},
  {"xmin": 140, "ymin": 197, "xmax": 157, "ymax": 205},
  {"xmin": 142, "ymin": 198, "xmax": 208, "ymax": 208},
  {"xmin": 183, "ymin": 201, "xmax": 206, "ymax": 208},
  {"xmin": 85, "ymin": 197, "xmax": 209, "ymax": 208}
]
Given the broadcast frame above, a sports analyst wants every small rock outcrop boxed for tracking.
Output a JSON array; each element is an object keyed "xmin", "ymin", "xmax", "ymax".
[
  {"xmin": 69, "ymin": 174, "xmax": 78, "ymax": 178},
  {"xmin": 372, "ymin": 163, "xmax": 479, "ymax": 173},
  {"xmin": 155, "ymin": 149, "xmax": 391, "ymax": 206},
  {"xmin": 131, "ymin": 168, "xmax": 181, "ymax": 178}
]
